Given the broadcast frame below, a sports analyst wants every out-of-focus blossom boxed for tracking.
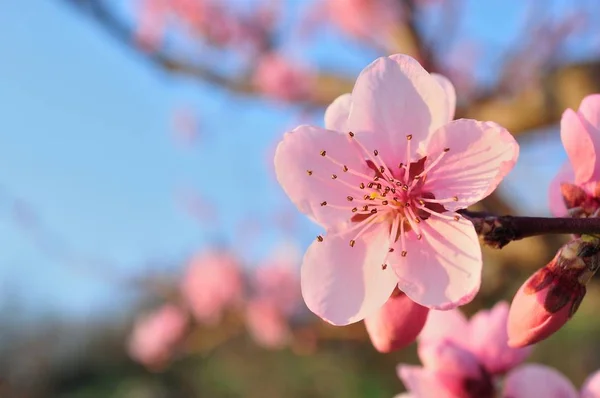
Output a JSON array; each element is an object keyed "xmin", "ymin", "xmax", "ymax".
[
  {"xmin": 508, "ymin": 239, "xmax": 600, "ymax": 347},
  {"xmin": 245, "ymin": 299, "xmax": 291, "ymax": 349},
  {"xmin": 397, "ymin": 302, "xmax": 530, "ymax": 397},
  {"xmin": 274, "ymin": 54, "xmax": 519, "ymax": 326},
  {"xmin": 321, "ymin": 0, "xmax": 403, "ymax": 46},
  {"xmin": 549, "ymin": 94, "xmax": 600, "ymax": 217},
  {"xmin": 176, "ymin": 187, "xmax": 218, "ymax": 225},
  {"xmin": 364, "ymin": 288, "xmax": 429, "ymax": 353},
  {"xmin": 128, "ymin": 304, "xmax": 188, "ymax": 370},
  {"xmin": 245, "ymin": 243, "xmax": 301, "ymax": 348},
  {"xmin": 180, "ymin": 251, "xmax": 243, "ymax": 325},
  {"xmin": 503, "ymin": 364, "xmax": 578, "ymax": 398},
  {"xmin": 135, "ymin": 0, "xmax": 169, "ymax": 52},
  {"xmin": 252, "ymin": 260, "xmax": 301, "ymax": 316},
  {"xmin": 253, "ymin": 53, "xmax": 315, "ymax": 101},
  {"xmin": 172, "ymin": 106, "xmax": 200, "ymax": 147},
  {"xmin": 582, "ymin": 370, "xmax": 600, "ymax": 398}
]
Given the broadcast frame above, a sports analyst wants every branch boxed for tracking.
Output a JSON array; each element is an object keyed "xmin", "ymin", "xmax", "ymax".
[
  {"xmin": 460, "ymin": 210, "xmax": 600, "ymax": 249},
  {"xmin": 60, "ymin": 0, "xmax": 600, "ymax": 135}
]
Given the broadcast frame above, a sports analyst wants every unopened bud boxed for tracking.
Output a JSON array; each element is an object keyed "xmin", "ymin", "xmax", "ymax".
[
  {"xmin": 507, "ymin": 239, "xmax": 600, "ymax": 347},
  {"xmin": 364, "ymin": 288, "xmax": 429, "ymax": 353}
]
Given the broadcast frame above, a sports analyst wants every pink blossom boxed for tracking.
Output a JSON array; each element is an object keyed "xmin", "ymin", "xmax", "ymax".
[
  {"xmin": 503, "ymin": 364, "xmax": 578, "ymax": 398},
  {"xmin": 245, "ymin": 298, "xmax": 291, "ymax": 349},
  {"xmin": 253, "ymin": 53, "xmax": 314, "ymax": 101},
  {"xmin": 252, "ymin": 256, "xmax": 301, "ymax": 316},
  {"xmin": 274, "ymin": 54, "xmax": 519, "ymax": 325},
  {"xmin": 398, "ymin": 366, "xmax": 467, "ymax": 398},
  {"xmin": 322, "ymin": 0, "xmax": 403, "ymax": 45},
  {"xmin": 364, "ymin": 288, "xmax": 429, "ymax": 353},
  {"xmin": 397, "ymin": 303, "xmax": 530, "ymax": 397},
  {"xmin": 244, "ymin": 245, "xmax": 301, "ymax": 348},
  {"xmin": 507, "ymin": 239, "xmax": 597, "ymax": 347},
  {"xmin": 135, "ymin": 0, "xmax": 169, "ymax": 52},
  {"xmin": 549, "ymin": 94, "xmax": 600, "ymax": 216},
  {"xmin": 180, "ymin": 251, "xmax": 243, "ymax": 325},
  {"xmin": 582, "ymin": 370, "xmax": 600, "ymax": 398},
  {"xmin": 127, "ymin": 304, "xmax": 188, "ymax": 370}
]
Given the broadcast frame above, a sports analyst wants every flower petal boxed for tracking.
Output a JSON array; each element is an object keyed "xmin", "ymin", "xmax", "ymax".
[
  {"xmin": 561, "ymin": 108, "xmax": 600, "ymax": 185},
  {"xmin": 274, "ymin": 125, "xmax": 372, "ymax": 229},
  {"xmin": 581, "ymin": 369, "xmax": 600, "ymax": 398},
  {"xmin": 397, "ymin": 365, "xmax": 457, "ymax": 398},
  {"xmin": 424, "ymin": 119, "xmax": 519, "ymax": 211},
  {"xmin": 391, "ymin": 215, "xmax": 482, "ymax": 309},
  {"xmin": 301, "ymin": 226, "xmax": 397, "ymax": 325},
  {"xmin": 578, "ymin": 94, "xmax": 600, "ymax": 131},
  {"xmin": 503, "ymin": 365, "xmax": 578, "ymax": 398},
  {"xmin": 548, "ymin": 161, "xmax": 574, "ymax": 216},
  {"xmin": 431, "ymin": 73, "xmax": 456, "ymax": 123},
  {"xmin": 324, "ymin": 93, "xmax": 352, "ymax": 131},
  {"xmin": 418, "ymin": 308, "xmax": 469, "ymax": 346},
  {"xmin": 347, "ymin": 54, "xmax": 449, "ymax": 167},
  {"xmin": 467, "ymin": 301, "xmax": 531, "ymax": 374}
]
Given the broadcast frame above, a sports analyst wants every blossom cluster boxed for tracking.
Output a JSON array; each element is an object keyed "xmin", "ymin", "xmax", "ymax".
[
  {"xmin": 272, "ymin": 53, "xmax": 600, "ymax": 395},
  {"xmin": 127, "ymin": 247, "xmax": 302, "ymax": 370}
]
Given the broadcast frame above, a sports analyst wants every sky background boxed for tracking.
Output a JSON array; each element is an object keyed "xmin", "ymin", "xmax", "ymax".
[{"xmin": 0, "ymin": 0, "xmax": 585, "ymax": 321}]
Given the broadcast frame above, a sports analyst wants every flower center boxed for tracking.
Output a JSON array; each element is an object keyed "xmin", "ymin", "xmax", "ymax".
[{"xmin": 310, "ymin": 132, "xmax": 460, "ymax": 268}]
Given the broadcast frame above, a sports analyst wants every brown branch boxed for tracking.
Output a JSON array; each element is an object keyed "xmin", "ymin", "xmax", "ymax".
[{"xmin": 460, "ymin": 210, "xmax": 600, "ymax": 249}]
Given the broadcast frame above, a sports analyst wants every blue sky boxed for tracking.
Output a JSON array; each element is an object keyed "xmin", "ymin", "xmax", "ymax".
[{"xmin": 0, "ymin": 0, "xmax": 589, "ymax": 320}]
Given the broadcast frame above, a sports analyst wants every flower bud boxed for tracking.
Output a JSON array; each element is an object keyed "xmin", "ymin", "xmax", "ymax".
[
  {"xmin": 561, "ymin": 182, "xmax": 600, "ymax": 218},
  {"xmin": 364, "ymin": 288, "xmax": 429, "ymax": 353},
  {"xmin": 508, "ymin": 239, "xmax": 600, "ymax": 347}
]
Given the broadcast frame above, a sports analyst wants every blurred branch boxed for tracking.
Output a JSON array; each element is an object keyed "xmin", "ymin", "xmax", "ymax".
[{"xmin": 60, "ymin": 0, "xmax": 600, "ymax": 136}]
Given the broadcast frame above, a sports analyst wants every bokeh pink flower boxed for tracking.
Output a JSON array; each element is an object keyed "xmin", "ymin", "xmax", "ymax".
[
  {"xmin": 245, "ymin": 246, "xmax": 301, "ymax": 348},
  {"xmin": 321, "ymin": 0, "xmax": 403, "ymax": 46},
  {"xmin": 274, "ymin": 54, "xmax": 519, "ymax": 325},
  {"xmin": 253, "ymin": 53, "xmax": 315, "ymax": 101},
  {"xmin": 397, "ymin": 302, "xmax": 531, "ymax": 397},
  {"xmin": 127, "ymin": 304, "xmax": 188, "ymax": 370},
  {"xmin": 180, "ymin": 250, "xmax": 243, "ymax": 325},
  {"xmin": 549, "ymin": 94, "xmax": 600, "ymax": 217}
]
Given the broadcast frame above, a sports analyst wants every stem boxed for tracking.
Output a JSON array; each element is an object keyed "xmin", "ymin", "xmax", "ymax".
[{"xmin": 458, "ymin": 210, "xmax": 600, "ymax": 249}]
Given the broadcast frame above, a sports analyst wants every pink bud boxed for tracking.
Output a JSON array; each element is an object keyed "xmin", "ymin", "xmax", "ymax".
[
  {"xmin": 507, "ymin": 240, "xmax": 598, "ymax": 347},
  {"xmin": 127, "ymin": 304, "xmax": 188, "ymax": 371},
  {"xmin": 364, "ymin": 288, "xmax": 429, "ymax": 353}
]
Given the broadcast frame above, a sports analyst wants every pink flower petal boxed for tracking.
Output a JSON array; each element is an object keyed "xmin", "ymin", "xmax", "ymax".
[
  {"xmin": 347, "ymin": 54, "xmax": 449, "ymax": 167},
  {"xmin": 548, "ymin": 161, "xmax": 574, "ymax": 217},
  {"xmin": 391, "ymin": 215, "xmax": 481, "ymax": 310},
  {"xmin": 245, "ymin": 299, "xmax": 291, "ymax": 349},
  {"xmin": 418, "ymin": 308, "xmax": 469, "ymax": 346},
  {"xmin": 424, "ymin": 119, "xmax": 519, "ymax": 211},
  {"xmin": 301, "ymin": 226, "xmax": 398, "ymax": 325},
  {"xmin": 418, "ymin": 339, "xmax": 481, "ymax": 379},
  {"xmin": 397, "ymin": 365, "xmax": 457, "ymax": 398},
  {"xmin": 431, "ymin": 73, "xmax": 456, "ymax": 122},
  {"xmin": 561, "ymin": 108, "xmax": 600, "ymax": 185},
  {"xmin": 467, "ymin": 301, "xmax": 531, "ymax": 374},
  {"xmin": 578, "ymin": 94, "xmax": 600, "ymax": 133},
  {"xmin": 324, "ymin": 93, "xmax": 352, "ymax": 131},
  {"xmin": 503, "ymin": 364, "xmax": 578, "ymax": 398},
  {"xmin": 581, "ymin": 369, "xmax": 600, "ymax": 398},
  {"xmin": 274, "ymin": 125, "xmax": 372, "ymax": 229}
]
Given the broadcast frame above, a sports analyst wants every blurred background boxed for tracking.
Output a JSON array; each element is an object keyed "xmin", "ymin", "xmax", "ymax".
[{"xmin": 2, "ymin": 0, "xmax": 600, "ymax": 397}]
